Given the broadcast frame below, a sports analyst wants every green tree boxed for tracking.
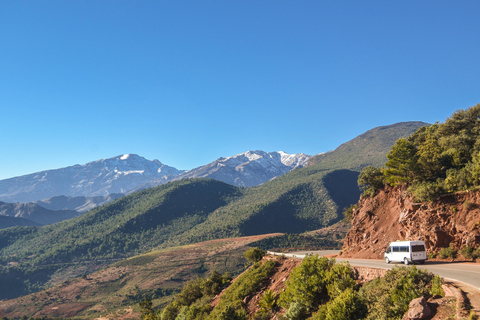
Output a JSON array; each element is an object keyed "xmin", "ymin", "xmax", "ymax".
[
  {"xmin": 384, "ymin": 138, "xmax": 418, "ymax": 185},
  {"xmin": 139, "ymin": 297, "xmax": 159, "ymax": 320},
  {"xmin": 244, "ymin": 247, "xmax": 265, "ymax": 263},
  {"xmin": 358, "ymin": 166, "xmax": 384, "ymax": 196},
  {"xmin": 279, "ymin": 256, "xmax": 335, "ymax": 312}
]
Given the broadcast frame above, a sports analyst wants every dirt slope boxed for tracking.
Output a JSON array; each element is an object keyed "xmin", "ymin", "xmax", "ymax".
[{"xmin": 342, "ymin": 186, "xmax": 480, "ymax": 259}]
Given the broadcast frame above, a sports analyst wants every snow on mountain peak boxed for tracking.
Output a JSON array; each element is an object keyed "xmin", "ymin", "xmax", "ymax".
[{"xmin": 120, "ymin": 154, "xmax": 131, "ymax": 160}]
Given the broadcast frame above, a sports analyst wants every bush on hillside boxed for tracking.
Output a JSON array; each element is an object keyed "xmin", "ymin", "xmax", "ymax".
[
  {"xmin": 244, "ymin": 247, "xmax": 266, "ymax": 263},
  {"xmin": 359, "ymin": 266, "xmax": 435, "ymax": 320}
]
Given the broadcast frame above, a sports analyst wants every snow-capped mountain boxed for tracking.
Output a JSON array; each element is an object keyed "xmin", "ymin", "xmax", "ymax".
[
  {"xmin": 0, "ymin": 154, "xmax": 184, "ymax": 203},
  {"xmin": 179, "ymin": 150, "xmax": 311, "ymax": 187},
  {"xmin": 0, "ymin": 151, "xmax": 312, "ymax": 204},
  {"xmin": 134, "ymin": 150, "xmax": 312, "ymax": 191}
]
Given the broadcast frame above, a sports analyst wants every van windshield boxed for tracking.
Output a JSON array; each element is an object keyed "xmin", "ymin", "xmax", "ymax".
[{"xmin": 412, "ymin": 245, "xmax": 425, "ymax": 252}]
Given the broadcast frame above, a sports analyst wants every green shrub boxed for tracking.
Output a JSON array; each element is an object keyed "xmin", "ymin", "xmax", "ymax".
[
  {"xmin": 429, "ymin": 275, "xmax": 443, "ymax": 297},
  {"xmin": 411, "ymin": 180, "xmax": 445, "ymax": 202},
  {"xmin": 279, "ymin": 256, "xmax": 356, "ymax": 318},
  {"xmin": 461, "ymin": 246, "xmax": 476, "ymax": 259},
  {"xmin": 439, "ymin": 245, "xmax": 458, "ymax": 260},
  {"xmin": 244, "ymin": 247, "xmax": 265, "ymax": 263},
  {"xmin": 427, "ymin": 252, "xmax": 437, "ymax": 259},
  {"xmin": 285, "ymin": 302, "xmax": 306, "ymax": 320},
  {"xmin": 279, "ymin": 256, "xmax": 335, "ymax": 311},
  {"xmin": 209, "ymin": 260, "xmax": 276, "ymax": 319},
  {"xmin": 343, "ymin": 205, "xmax": 358, "ymax": 223},
  {"xmin": 359, "ymin": 266, "xmax": 434, "ymax": 320},
  {"xmin": 312, "ymin": 288, "xmax": 366, "ymax": 320}
]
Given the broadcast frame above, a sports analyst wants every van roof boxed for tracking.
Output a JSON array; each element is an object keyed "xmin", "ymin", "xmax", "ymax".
[{"xmin": 391, "ymin": 240, "xmax": 425, "ymax": 244}]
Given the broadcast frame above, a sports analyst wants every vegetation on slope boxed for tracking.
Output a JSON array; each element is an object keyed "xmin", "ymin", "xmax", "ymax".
[
  {"xmin": 142, "ymin": 254, "xmax": 443, "ymax": 320},
  {"xmin": 359, "ymin": 104, "xmax": 480, "ymax": 201}
]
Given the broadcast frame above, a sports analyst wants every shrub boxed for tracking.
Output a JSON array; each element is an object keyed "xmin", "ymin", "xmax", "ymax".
[
  {"xmin": 257, "ymin": 289, "xmax": 277, "ymax": 315},
  {"xmin": 427, "ymin": 252, "xmax": 437, "ymax": 259},
  {"xmin": 359, "ymin": 266, "xmax": 434, "ymax": 320},
  {"xmin": 285, "ymin": 302, "xmax": 306, "ymax": 320},
  {"xmin": 343, "ymin": 205, "xmax": 358, "ymax": 223},
  {"xmin": 461, "ymin": 246, "xmax": 476, "ymax": 260},
  {"xmin": 429, "ymin": 275, "xmax": 443, "ymax": 297},
  {"xmin": 244, "ymin": 247, "xmax": 265, "ymax": 263},
  {"xmin": 411, "ymin": 180, "xmax": 445, "ymax": 202},
  {"xmin": 279, "ymin": 256, "xmax": 335, "ymax": 311},
  {"xmin": 439, "ymin": 245, "xmax": 458, "ymax": 260}
]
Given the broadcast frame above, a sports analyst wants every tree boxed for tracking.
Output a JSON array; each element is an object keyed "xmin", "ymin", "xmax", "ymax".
[
  {"xmin": 244, "ymin": 247, "xmax": 265, "ymax": 263},
  {"xmin": 139, "ymin": 297, "xmax": 159, "ymax": 320},
  {"xmin": 357, "ymin": 166, "xmax": 384, "ymax": 196},
  {"xmin": 384, "ymin": 138, "xmax": 418, "ymax": 185}
]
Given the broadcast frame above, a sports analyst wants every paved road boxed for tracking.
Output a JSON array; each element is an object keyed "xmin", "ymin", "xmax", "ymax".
[{"xmin": 268, "ymin": 250, "xmax": 480, "ymax": 290}]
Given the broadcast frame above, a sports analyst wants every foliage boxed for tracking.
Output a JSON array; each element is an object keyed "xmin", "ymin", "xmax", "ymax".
[
  {"xmin": 244, "ymin": 247, "xmax": 265, "ymax": 263},
  {"xmin": 461, "ymin": 246, "xmax": 476, "ymax": 259},
  {"xmin": 358, "ymin": 166, "xmax": 384, "ymax": 197},
  {"xmin": 430, "ymin": 275, "xmax": 444, "ymax": 297},
  {"xmin": 158, "ymin": 270, "xmax": 231, "ymax": 320},
  {"xmin": 208, "ymin": 259, "xmax": 276, "ymax": 319},
  {"xmin": 285, "ymin": 302, "xmax": 307, "ymax": 320},
  {"xmin": 279, "ymin": 256, "xmax": 356, "ymax": 316},
  {"xmin": 439, "ymin": 245, "xmax": 458, "ymax": 260},
  {"xmin": 343, "ymin": 204, "xmax": 358, "ymax": 223},
  {"xmin": 378, "ymin": 104, "xmax": 480, "ymax": 199},
  {"xmin": 139, "ymin": 297, "xmax": 159, "ymax": 320},
  {"xmin": 312, "ymin": 288, "xmax": 366, "ymax": 320},
  {"xmin": 359, "ymin": 266, "xmax": 435, "ymax": 320},
  {"xmin": 249, "ymin": 233, "xmax": 342, "ymax": 251},
  {"xmin": 256, "ymin": 289, "xmax": 278, "ymax": 317}
]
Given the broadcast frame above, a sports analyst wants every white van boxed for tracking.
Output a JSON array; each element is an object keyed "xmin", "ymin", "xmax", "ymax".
[{"xmin": 384, "ymin": 240, "xmax": 427, "ymax": 265}]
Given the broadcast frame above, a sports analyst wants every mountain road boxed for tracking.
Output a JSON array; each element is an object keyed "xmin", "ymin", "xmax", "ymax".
[{"xmin": 268, "ymin": 250, "xmax": 480, "ymax": 290}]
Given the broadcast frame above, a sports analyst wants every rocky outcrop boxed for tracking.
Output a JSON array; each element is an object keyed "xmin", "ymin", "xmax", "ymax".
[
  {"xmin": 402, "ymin": 297, "xmax": 432, "ymax": 320},
  {"xmin": 342, "ymin": 186, "xmax": 480, "ymax": 259}
]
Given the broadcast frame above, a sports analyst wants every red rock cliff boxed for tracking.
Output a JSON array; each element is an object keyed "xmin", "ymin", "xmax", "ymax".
[{"xmin": 341, "ymin": 186, "xmax": 480, "ymax": 259}]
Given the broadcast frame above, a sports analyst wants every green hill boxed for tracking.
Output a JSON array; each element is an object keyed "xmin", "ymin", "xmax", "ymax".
[{"xmin": 0, "ymin": 121, "xmax": 427, "ymax": 300}]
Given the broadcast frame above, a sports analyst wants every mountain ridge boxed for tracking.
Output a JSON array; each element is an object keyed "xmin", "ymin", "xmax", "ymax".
[{"xmin": 0, "ymin": 151, "xmax": 312, "ymax": 204}]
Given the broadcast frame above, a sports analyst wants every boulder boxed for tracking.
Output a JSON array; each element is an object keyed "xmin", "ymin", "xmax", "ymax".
[{"xmin": 402, "ymin": 296, "xmax": 432, "ymax": 320}]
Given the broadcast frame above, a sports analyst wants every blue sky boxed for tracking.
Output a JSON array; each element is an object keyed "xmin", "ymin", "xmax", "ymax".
[{"xmin": 1, "ymin": 1, "xmax": 479, "ymax": 180}]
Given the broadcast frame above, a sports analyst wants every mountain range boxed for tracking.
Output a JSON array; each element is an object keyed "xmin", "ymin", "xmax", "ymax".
[
  {"xmin": 0, "ymin": 151, "xmax": 312, "ymax": 204},
  {"xmin": 0, "ymin": 151, "xmax": 311, "ymax": 227}
]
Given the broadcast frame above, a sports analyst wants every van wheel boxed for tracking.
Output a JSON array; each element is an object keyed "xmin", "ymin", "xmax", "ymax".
[
  {"xmin": 385, "ymin": 257, "xmax": 390, "ymax": 264},
  {"xmin": 404, "ymin": 258, "xmax": 409, "ymax": 265}
]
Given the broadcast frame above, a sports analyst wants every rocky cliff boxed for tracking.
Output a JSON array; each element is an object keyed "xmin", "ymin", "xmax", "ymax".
[{"xmin": 342, "ymin": 186, "xmax": 480, "ymax": 259}]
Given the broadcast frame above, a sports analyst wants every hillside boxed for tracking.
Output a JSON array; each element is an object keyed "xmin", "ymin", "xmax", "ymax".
[
  {"xmin": 0, "ymin": 121, "xmax": 425, "ymax": 300},
  {"xmin": 342, "ymin": 185, "xmax": 480, "ymax": 259},
  {"xmin": 0, "ymin": 201, "xmax": 79, "ymax": 227},
  {"xmin": 307, "ymin": 121, "xmax": 428, "ymax": 170},
  {"xmin": 0, "ymin": 234, "xmax": 279, "ymax": 319},
  {"xmin": 343, "ymin": 104, "xmax": 480, "ymax": 258}
]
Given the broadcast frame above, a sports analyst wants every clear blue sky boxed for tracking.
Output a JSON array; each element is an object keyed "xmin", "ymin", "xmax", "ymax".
[{"xmin": 1, "ymin": 1, "xmax": 479, "ymax": 180}]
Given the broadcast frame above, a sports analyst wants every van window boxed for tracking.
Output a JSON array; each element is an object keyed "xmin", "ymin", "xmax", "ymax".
[
  {"xmin": 412, "ymin": 245, "xmax": 425, "ymax": 252},
  {"xmin": 393, "ymin": 246, "xmax": 409, "ymax": 252}
]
